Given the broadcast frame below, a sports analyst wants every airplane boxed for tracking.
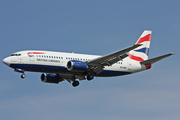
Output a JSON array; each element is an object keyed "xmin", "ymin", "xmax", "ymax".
[{"xmin": 3, "ymin": 30, "xmax": 174, "ymax": 87}]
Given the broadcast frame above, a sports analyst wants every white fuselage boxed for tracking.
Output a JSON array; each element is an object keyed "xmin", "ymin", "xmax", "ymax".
[
  {"xmin": 4, "ymin": 50, "xmax": 147, "ymax": 77},
  {"xmin": 3, "ymin": 30, "xmax": 173, "ymax": 87}
]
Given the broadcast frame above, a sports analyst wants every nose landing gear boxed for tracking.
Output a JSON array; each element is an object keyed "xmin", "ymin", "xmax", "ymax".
[
  {"xmin": 21, "ymin": 73, "xmax": 26, "ymax": 79},
  {"xmin": 14, "ymin": 68, "xmax": 26, "ymax": 79}
]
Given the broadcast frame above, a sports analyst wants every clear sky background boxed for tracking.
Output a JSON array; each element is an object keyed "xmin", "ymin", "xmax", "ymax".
[{"xmin": 0, "ymin": 0, "xmax": 179, "ymax": 120}]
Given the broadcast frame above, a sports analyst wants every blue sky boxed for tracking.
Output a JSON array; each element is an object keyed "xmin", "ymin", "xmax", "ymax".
[{"xmin": 0, "ymin": 0, "xmax": 179, "ymax": 120}]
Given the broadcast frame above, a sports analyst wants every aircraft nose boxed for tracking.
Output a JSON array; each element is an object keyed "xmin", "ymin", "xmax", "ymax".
[{"xmin": 3, "ymin": 57, "xmax": 11, "ymax": 66}]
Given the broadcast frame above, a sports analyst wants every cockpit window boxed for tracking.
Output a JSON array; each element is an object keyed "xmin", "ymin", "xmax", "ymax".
[{"xmin": 11, "ymin": 54, "xmax": 21, "ymax": 56}]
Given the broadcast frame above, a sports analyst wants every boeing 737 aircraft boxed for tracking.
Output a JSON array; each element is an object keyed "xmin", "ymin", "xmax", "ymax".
[{"xmin": 3, "ymin": 30, "xmax": 174, "ymax": 87}]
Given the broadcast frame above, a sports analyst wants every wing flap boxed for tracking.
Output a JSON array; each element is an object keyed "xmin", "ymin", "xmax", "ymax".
[
  {"xmin": 92, "ymin": 66, "xmax": 104, "ymax": 74},
  {"xmin": 101, "ymin": 54, "xmax": 128, "ymax": 66}
]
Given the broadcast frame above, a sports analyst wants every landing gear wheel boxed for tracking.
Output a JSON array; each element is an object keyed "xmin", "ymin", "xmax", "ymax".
[
  {"xmin": 21, "ymin": 74, "xmax": 26, "ymax": 79},
  {"xmin": 72, "ymin": 81, "xmax": 79, "ymax": 87},
  {"xmin": 87, "ymin": 75, "xmax": 94, "ymax": 81}
]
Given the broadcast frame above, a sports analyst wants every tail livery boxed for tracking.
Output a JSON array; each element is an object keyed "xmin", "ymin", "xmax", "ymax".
[
  {"xmin": 128, "ymin": 30, "xmax": 152, "ymax": 61},
  {"xmin": 128, "ymin": 30, "xmax": 174, "ymax": 70}
]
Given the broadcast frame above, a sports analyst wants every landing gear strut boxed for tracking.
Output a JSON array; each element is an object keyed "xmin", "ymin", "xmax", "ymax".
[
  {"xmin": 21, "ymin": 74, "xmax": 26, "ymax": 79},
  {"xmin": 14, "ymin": 68, "xmax": 26, "ymax": 79},
  {"xmin": 72, "ymin": 81, "xmax": 79, "ymax": 87}
]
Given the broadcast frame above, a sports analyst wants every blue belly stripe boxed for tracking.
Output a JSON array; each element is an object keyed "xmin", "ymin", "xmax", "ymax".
[{"xmin": 10, "ymin": 64, "xmax": 131, "ymax": 77}]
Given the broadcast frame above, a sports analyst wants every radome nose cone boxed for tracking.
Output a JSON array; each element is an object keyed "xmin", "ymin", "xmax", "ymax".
[{"xmin": 3, "ymin": 57, "xmax": 11, "ymax": 66}]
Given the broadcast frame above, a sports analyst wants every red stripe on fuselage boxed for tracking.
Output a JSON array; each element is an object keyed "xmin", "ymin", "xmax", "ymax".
[
  {"xmin": 127, "ymin": 53, "xmax": 144, "ymax": 61},
  {"xmin": 136, "ymin": 34, "xmax": 151, "ymax": 44},
  {"xmin": 27, "ymin": 52, "xmax": 45, "ymax": 54}
]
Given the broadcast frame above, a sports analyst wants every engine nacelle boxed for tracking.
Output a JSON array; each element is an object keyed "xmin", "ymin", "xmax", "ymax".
[
  {"xmin": 67, "ymin": 60, "xmax": 87, "ymax": 72},
  {"xmin": 41, "ymin": 73, "xmax": 60, "ymax": 84}
]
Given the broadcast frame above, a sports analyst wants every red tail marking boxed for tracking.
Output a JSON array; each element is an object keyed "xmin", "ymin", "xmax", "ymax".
[
  {"xmin": 127, "ymin": 53, "xmax": 144, "ymax": 61},
  {"xmin": 136, "ymin": 34, "xmax": 151, "ymax": 44}
]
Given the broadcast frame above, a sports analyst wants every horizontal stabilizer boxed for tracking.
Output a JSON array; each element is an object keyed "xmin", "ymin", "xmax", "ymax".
[{"xmin": 140, "ymin": 53, "xmax": 174, "ymax": 64}]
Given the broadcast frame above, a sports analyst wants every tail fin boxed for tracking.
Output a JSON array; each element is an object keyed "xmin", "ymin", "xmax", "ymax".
[{"xmin": 128, "ymin": 30, "xmax": 152, "ymax": 61}]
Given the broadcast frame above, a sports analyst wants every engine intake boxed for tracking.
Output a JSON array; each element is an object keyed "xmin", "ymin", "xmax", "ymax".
[
  {"xmin": 41, "ymin": 73, "xmax": 60, "ymax": 84},
  {"xmin": 67, "ymin": 60, "xmax": 87, "ymax": 72}
]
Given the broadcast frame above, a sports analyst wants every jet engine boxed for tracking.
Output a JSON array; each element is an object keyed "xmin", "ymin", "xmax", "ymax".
[
  {"xmin": 67, "ymin": 60, "xmax": 87, "ymax": 72},
  {"xmin": 41, "ymin": 73, "xmax": 62, "ymax": 84}
]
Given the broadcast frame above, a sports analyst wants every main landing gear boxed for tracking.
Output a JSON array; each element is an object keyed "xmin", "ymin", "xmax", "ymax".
[
  {"xmin": 71, "ymin": 75, "xmax": 94, "ymax": 87},
  {"xmin": 87, "ymin": 75, "xmax": 94, "ymax": 81},
  {"xmin": 72, "ymin": 80, "xmax": 79, "ymax": 87}
]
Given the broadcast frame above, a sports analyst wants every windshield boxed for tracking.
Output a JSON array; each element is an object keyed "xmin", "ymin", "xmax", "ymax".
[{"xmin": 11, "ymin": 54, "xmax": 21, "ymax": 56}]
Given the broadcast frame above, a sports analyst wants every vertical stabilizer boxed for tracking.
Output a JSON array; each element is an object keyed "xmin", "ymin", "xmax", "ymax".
[{"xmin": 128, "ymin": 30, "xmax": 152, "ymax": 61}]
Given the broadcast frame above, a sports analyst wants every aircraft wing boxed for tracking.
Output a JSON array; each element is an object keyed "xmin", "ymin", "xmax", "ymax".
[{"xmin": 87, "ymin": 44, "xmax": 142, "ymax": 74}]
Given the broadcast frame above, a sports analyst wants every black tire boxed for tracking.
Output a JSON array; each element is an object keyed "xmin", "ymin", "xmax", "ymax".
[
  {"xmin": 72, "ymin": 81, "xmax": 79, "ymax": 87},
  {"xmin": 87, "ymin": 75, "xmax": 94, "ymax": 81},
  {"xmin": 21, "ymin": 74, "xmax": 26, "ymax": 79}
]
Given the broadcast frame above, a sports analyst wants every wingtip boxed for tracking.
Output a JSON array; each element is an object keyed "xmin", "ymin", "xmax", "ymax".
[{"xmin": 170, "ymin": 53, "xmax": 175, "ymax": 55}]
